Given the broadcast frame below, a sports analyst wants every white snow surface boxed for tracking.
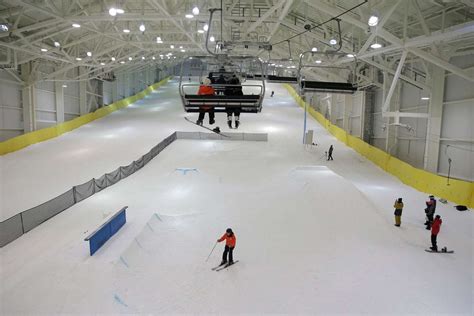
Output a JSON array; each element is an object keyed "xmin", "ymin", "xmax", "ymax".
[{"xmin": 0, "ymin": 78, "xmax": 472, "ymax": 315}]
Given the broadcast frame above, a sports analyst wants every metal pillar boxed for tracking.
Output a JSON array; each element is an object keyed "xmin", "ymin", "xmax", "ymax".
[
  {"xmin": 20, "ymin": 62, "xmax": 36, "ymax": 132},
  {"xmin": 54, "ymin": 81, "xmax": 65, "ymax": 123},
  {"xmin": 79, "ymin": 67, "xmax": 87, "ymax": 115}
]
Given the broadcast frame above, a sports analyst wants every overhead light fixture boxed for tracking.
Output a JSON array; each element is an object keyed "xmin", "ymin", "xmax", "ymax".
[
  {"xmin": 123, "ymin": 29, "xmax": 130, "ymax": 33},
  {"xmin": 86, "ymin": 51, "xmax": 92, "ymax": 57},
  {"xmin": 170, "ymin": 45, "xmax": 174, "ymax": 49},
  {"xmin": 159, "ymin": 54, "xmax": 164, "ymax": 57},
  {"xmin": 120, "ymin": 61, "xmax": 125, "ymax": 64},
  {"xmin": 116, "ymin": 8, "xmax": 125, "ymax": 14},
  {"xmin": 198, "ymin": 29, "xmax": 204, "ymax": 33},
  {"xmin": 72, "ymin": 23, "xmax": 81, "ymax": 28},
  {"xmin": 62, "ymin": 84, "xmax": 67, "ymax": 88},
  {"xmin": 311, "ymin": 47, "xmax": 317, "ymax": 52},
  {"xmin": 111, "ymin": 57, "xmax": 116, "ymax": 61},
  {"xmin": 142, "ymin": 56, "xmax": 145, "ymax": 60},
  {"xmin": 181, "ymin": 49, "xmax": 186, "ymax": 52},
  {"xmin": 173, "ymin": 56, "xmax": 176, "ymax": 59},
  {"xmin": 421, "ymin": 97, "xmax": 430, "ymax": 100},
  {"xmin": 139, "ymin": 23, "xmax": 146, "ymax": 32},
  {"xmin": 156, "ymin": 36, "xmax": 162, "ymax": 43},
  {"xmin": 203, "ymin": 24, "xmax": 209, "ymax": 31},
  {"xmin": 370, "ymin": 43, "xmax": 382, "ymax": 49},
  {"xmin": 40, "ymin": 48, "xmax": 48, "ymax": 52},
  {"xmin": 128, "ymin": 57, "xmax": 132, "ymax": 61},
  {"xmin": 185, "ymin": 14, "xmax": 194, "ymax": 19},
  {"xmin": 54, "ymin": 41, "xmax": 60, "ymax": 47},
  {"xmin": 329, "ymin": 38, "xmax": 337, "ymax": 45},
  {"xmin": 192, "ymin": 7, "xmax": 200, "ymax": 15},
  {"xmin": 109, "ymin": 8, "xmax": 117, "ymax": 16},
  {"xmin": 179, "ymin": 46, "xmax": 183, "ymax": 49},
  {"xmin": 347, "ymin": 53, "xmax": 355, "ymax": 58},
  {"xmin": 210, "ymin": 36, "xmax": 215, "ymax": 42},
  {"xmin": 100, "ymin": 62, "xmax": 105, "ymax": 65},
  {"xmin": 189, "ymin": 57, "xmax": 193, "ymax": 59},
  {"xmin": 368, "ymin": 15, "xmax": 379, "ymax": 26},
  {"xmin": 76, "ymin": 57, "xmax": 82, "ymax": 61},
  {"xmin": 0, "ymin": 24, "xmax": 9, "ymax": 32},
  {"xmin": 152, "ymin": 56, "xmax": 155, "ymax": 60},
  {"xmin": 315, "ymin": 60, "xmax": 322, "ymax": 64}
]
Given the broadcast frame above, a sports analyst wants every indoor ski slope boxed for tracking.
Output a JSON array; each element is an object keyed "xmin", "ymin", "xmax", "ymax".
[{"xmin": 0, "ymin": 79, "xmax": 472, "ymax": 314}]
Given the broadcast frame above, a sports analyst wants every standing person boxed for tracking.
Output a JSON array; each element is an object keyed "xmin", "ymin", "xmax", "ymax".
[
  {"xmin": 270, "ymin": 91, "xmax": 275, "ymax": 97},
  {"xmin": 196, "ymin": 77, "xmax": 215, "ymax": 126},
  {"xmin": 430, "ymin": 215, "xmax": 442, "ymax": 251},
  {"xmin": 327, "ymin": 145, "xmax": 334, "ymax": 161},
  {"xmin": 424, "ymin": 195, "xmax": 436, "ymax": 230},
  {"xmin": 226, "ymin": 75, "xmax": 242, "ymax": 129},
  {"xmin": 217, "ymin": 228, "xmax": 236, "ymax": 265},
  {"xmin": 393, "ymin": 198, "xmax": 404, "ymax": 227}
]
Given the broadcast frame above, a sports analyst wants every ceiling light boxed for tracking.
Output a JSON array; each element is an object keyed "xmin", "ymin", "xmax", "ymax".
[
  {"xmin": 192, "ymin": 7, "xmax": 200, "ymax": 15},
  {"xmin": 128, "ymin": 57, "xmax": 132, "ymax": 61},
  {"xmin": 54, "ymin": 41, "xmax": 60, "ymax": 47},
  {"xmin": 203, "ymin": 24, "xmax": 209, "ymax": 31},
  {"xmin": 173, "ymin": 56, "xmax": 176, "ymax": 59},
  {"xmin": 368, "ymin": 15, "xmax": 379, "ymax": 26},
  {"xmin": 170, "ymin": 45, "xmax": 174, "ymax": 49},
  {"xmin": 62, "ymin": 84, "xmax": 67, "ymax": 88},
  {"xmin": 142, "ymin": 56, "xmax": 145, "ymax": 60},
  {"xmin": 111, "ymin": 57, "xmax": 116, "ymax": 61},
  {"xmin": 347, "ymin": 53, "xmax": 355, "ymax": 58},
  {"xmin": 123, "ymin": 29, "xmax": 130, "ymax": 33},
  {"xmin": 139, "ymin": 23, "xmax": 146, "ymax": 32},
  {"xmin": 198, "ymin": 29, "xmax": 204, "ymax": 33},
  {"xmin": 315, "ymin": 60, "xmax": 322, "ymax": 64},
  {"xmin": 100, "ymin": 62, "xmax": 105, "ymax": 65},
  {"xmin": 40, "ymin": 48, "xmax": 48, "ymax": 52},
  {"xmin": 311, "ymin": 47, "xmax": 317, "ymax": 52},
  {"xmin": 156, "ymin": 36, "xmax": 162, "ymax": 41},
  {"xmin": 185, "ymin": 14, "xmax": 194, "ymax": 19},
  {"xmin": 370, "ymin": 43, "xmax": 382, "ymax": 49},
  {"xmin": 86, "ymin": 51, "xmax": 92, "ymax": 57},
  {"xmin": 421, "ymin": 97, "xmax": 430, "ymax": 100},
  {"xmin": 0, "ymin": 24, "xmax": 9, "ymax": 32},
  {"xmin": 181, "ymin": 49, "xmax": 185, "ymax": 52},
  {"xmin": 109, "ymin": 8, "xmax": 117, "ymax": 16},
  {"xmin": 179, "ymin": 46, "xmax": 183, "ymax": 49},
  {"xmin": 116, "ymin": 8, "xmax": 124, "ymax": 14},
  {"xmin": 72, "ymin": 23, "xmax": 81, "ymax": 28},
  {"xmin": 76, "ymin": 57, "xmax": 82, "ymax": 61},
  {"xmin": 159, "ymin": 54, "xmax": 164, "ymax": 57},
  {"xmin": 189, "ymin": 57, "xmax": 193, "ymax": 59},
  {"xmin": 120, "ymin": 61, "xmax": 125, "ymax": 64},
  {"xmin": 329, "ymin": 38, "xmax": 337, "ymax": 45},
  {"xmin": 167, "ymin": 56, "xmax": 170, "ymax": 59},
  {"xmin": 210, "ymin": 36, "xmax": 215, "ymax": 42},
  {"xmin": 152, "ymin": 56, "xmax": 155, "ymax": 60}
]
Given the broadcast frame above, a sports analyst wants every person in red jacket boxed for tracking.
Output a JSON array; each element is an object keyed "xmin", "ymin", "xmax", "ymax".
[
  {"xmin": 196, "ymin": 77, "xmax": 215, "ymax": 126},
  {"xmin": 217, "ymin": 228, "xmax": 236, "ymax": 265},
  {"xmin": 430, "ymin": 215, "xmax": 442, "ymax": 251}
]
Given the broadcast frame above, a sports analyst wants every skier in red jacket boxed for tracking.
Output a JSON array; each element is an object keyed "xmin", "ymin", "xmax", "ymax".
[
  {"xmin": 217, "ymin": 228, "xmax": 236, "ymax": 265},
  {"xmin": 430, "ymin": 215, "xmax": 442, "ymax": 251}
]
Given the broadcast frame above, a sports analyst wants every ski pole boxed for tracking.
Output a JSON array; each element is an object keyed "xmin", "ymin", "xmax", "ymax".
[{"xmin": 206, "ymin": 241, "xmax": 218, "ymax": 262}]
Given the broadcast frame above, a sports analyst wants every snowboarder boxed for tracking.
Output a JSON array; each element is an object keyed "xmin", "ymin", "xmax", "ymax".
[
  {"xmin": 327, "ymin": 145, "xmax": 334, "ymax": 161},
  {"xmin": 430, "ymin": 215, "xmax": 442, "ymax": 251},
  {"xmin": 271, "ymin": 90, "xmax": 275, "ymax": 97},
  {"xmin": 217, "ymin": 228, "xmax": 236, "ymax": 265},
  {"xmin": 196, "ymin": 77, "xmax": 215, "ymax": 126},
  {"xmin": 424, "ymin": 195, "xmax": 436, "ymax": 230},
  {"xmin": 393, "ymin": 198, "xmax": 404, "ymax": 227}
]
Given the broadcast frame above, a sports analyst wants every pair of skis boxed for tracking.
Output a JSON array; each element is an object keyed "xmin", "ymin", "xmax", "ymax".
[{"xmin": 211, "ymin": 260, "xmax": 239, "ymax": 272}]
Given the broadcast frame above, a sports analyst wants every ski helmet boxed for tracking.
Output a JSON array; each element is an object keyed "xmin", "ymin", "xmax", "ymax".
[{"xmin": 226, "ymin": 228, "xmax": 233, "ymax": 234}]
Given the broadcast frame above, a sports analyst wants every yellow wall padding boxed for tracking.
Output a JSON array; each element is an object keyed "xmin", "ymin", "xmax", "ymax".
[
  {"xmin": 284, "ymin": 84, "xmax": 474, "ymax": 208},
  {"xmin": 0, "ymin": 77, "xmax": 171, "ymax": 156}
]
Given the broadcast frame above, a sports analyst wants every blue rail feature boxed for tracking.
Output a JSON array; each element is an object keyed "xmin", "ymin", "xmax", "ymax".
[{"xmin": 84, "ymin": 206, "xmax": 128, "ymax": 256}]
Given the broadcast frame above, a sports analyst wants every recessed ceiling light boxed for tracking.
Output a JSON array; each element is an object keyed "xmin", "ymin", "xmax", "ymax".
[
  {"xmin": 370, "ymin": 43, "xmax": 382, "ymax": 49},
  {"xmin": 54, "ymin": 41, "xmax": 60, "ymax": 47},
  {"xmin": 76, "ymin": 57, "xmax": 82, "ymax": 61},
  {"xmin": 62, "ymin": 84, "xmax": 67, "ymax": 88},
  {"xmin": 179, "ymin": 46, "xmax": 183, "ymax": 49},
  {"xmin": 421, "ymin": 97, "xmax": 430, "ymax": 100},
  {"xmin": 203, "ymin": 24, "xmax": 209, "ymax": 31},
  {"xmin": 86, "ymin": 51, "xmax": 92, "ymax": 57},
  {"xmin": 139, "ymin": 24, "xmax": 146, "ymax": 32},
  {"xmin": 120, "ymin": 61, "xmax": 125, "ymax": 64},
  {"xmin": 210, "ymin": 36, "xmax": 215, "ymax": 42},
  {"xmin": 185, "ymin": 14, "xmax": 194, "ymax": 19},
  {"xmin": 41, "ymin": 48, "xmax": 48, "ymax": 52},
  {"xmin": 123, "ymin": 29, "xmax": 130, "ymax": 33},
  {"xmin": 315, "ymin": 60, "xmax": 322, "ymax": 64},
  {"xmin": 111, "ymin": 57, "xmax": 116, "ymax": 61},
  {"xmin": 142, "ymin": 56, "xmax": 145, "ymax": 60},
  {"xmin": 100, "ymin": 62, "xmax": 105, "ymax": 65},
  {"xmin": 311, "ymin": 47, "xmax": 317, "ymax": 52},
  {"xmin": 109, "ymin": 8, "xmax": 117, "ymax": 16},
  {"xmin": 192, "ymin": 7, "xmax": 200, "ymax": 15},
  {"xmin": 198, "ymin": 29, "xmax": 204, "ymax": 33},
  {"xmin": 170, "ymin": 45, "xmax": 174, "ymax": 49},
  {"xmin": 152, "ymin": 56, "xmax": 155, "ymax": 60},
  {"xmin": 329, "ymin": 39, "xmax": 337, "ymax": 45},
  {"xmin": 181, "ymin": 49, "xmax": 185, "ymax": 52},
  {"xmin": 368, "ymin": 15, "xmax": 379, "ymax": 26},
  {"xmin": 72, "ymin": 23, "xmax": 81, "ymax": 28},
  {"xmin": 116, "ymin": 8, "xmax": 125, "ymax": 14},
  {"xmin": 128, "ymin": 57, "xmax": 132, "ymax": 61},
  {"xmin": 347, "ymin": 53, "xmax": 355, "ymax": 58}
]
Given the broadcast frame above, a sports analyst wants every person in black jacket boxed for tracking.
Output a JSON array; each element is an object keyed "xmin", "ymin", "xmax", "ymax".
[
  {"xmin": 327, "ymin": 145, "xmax": 334, "ymax": 161},
  {"xmin": 226, "ymin": 75, "xmax": 242, "ymax": 129},
  {"xmin": 424, "ymin": 195, "xmax": 436, "ymax": 230},
  {"xmin": 215, "ymin": 74, "xmax": 227, "ymax": 95}
]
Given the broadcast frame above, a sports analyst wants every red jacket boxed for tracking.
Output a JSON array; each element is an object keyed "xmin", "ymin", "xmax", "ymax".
[
  {"xmin": 198, "ymin": 85, "xmax": 215, "ymax": 95},
  {"xmin": 218, "ymin": 233, "xmax": 236, "ymax": 247},
  {"xmin": 431, "ymin": 218, "xmax": 442, "ymax": 235}
]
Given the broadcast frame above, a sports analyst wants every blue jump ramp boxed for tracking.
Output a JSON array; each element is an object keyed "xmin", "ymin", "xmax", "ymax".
[{"xmin": 85, "ymin": 206, "xmax": 127, "ymax": 255}]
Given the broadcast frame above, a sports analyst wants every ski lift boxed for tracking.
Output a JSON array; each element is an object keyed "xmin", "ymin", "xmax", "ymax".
[
  {"xmin": 297, "ymin": 50, "xmax": 358, "ymax": 94},
  {"xmin": 265, "ymin": 41, "xmax": 299, "ymax": 83}
]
